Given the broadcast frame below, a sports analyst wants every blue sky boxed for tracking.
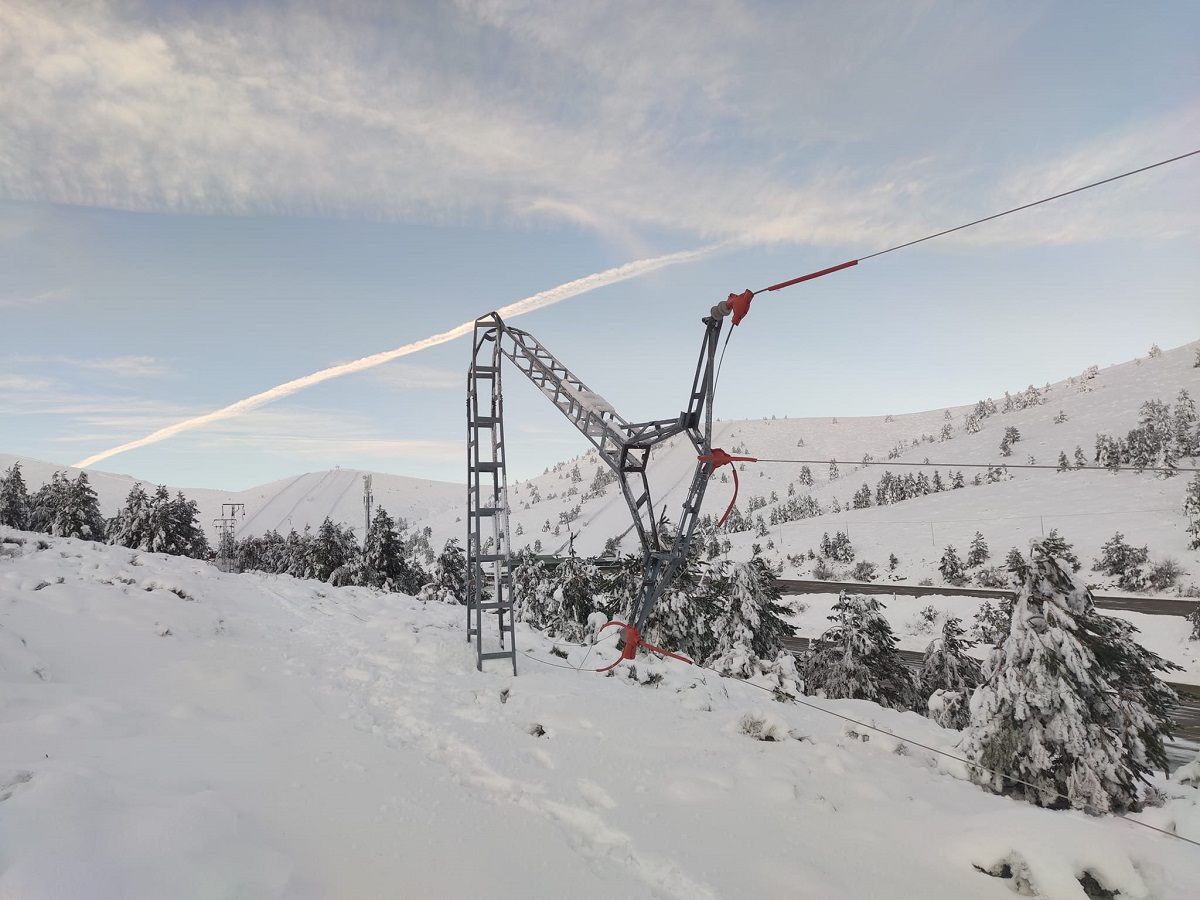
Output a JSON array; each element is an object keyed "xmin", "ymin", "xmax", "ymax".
[{"xmin": 2, "ymin": 0, "xmax": 1197, "ymax": 490}]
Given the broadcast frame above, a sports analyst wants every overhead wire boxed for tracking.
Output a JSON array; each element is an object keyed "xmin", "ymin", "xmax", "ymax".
[
  {"xmin": 750, "ymin": 149, "xmax": 1200, "ymax": 296},
  {"xmin": 753, "ymin": 457, "xmax": 1200, "ymax": 474}
]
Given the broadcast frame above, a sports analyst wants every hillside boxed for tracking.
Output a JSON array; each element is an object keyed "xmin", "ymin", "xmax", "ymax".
[
  {"xmin": 2, "ymin": 529, "xmax": 1198, "ymax": 898},
  {"xmin": 451, "ymin": 339, "xmax": 1200, "ymax": 592},
  {"xmin": 4, "ymin": 340, "xmax": 1199, "ymax": 590}
]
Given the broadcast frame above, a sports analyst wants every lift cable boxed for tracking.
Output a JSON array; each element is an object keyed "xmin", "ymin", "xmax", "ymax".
[
  {"xmin": 750, "ymin": 148, "xmax": 1200, "ymax": 296},
  {"xmin": 751, "ymin": 457, "xmax": 1200, "ymax": 475}
]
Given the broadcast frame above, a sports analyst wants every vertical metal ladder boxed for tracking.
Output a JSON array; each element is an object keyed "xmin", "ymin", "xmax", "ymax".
[{"xmin": 465, "ymin": 313, "xmax": 517, "ymax": 674}]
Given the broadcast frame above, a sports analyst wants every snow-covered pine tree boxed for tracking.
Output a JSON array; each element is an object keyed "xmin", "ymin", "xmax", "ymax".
[
  {"xmin": 999, "ymin": 426, "xmax": 1020, "ymax": 457},
  {"xmin": 362, "ymin": 506, "xmax": 424, "ymax": 593},
  {"xmin": 0, "ymin": 462, "xmax": 32, "ymax": 529},
  {"xmin": 1057, "ymin": 451, "xmax": 1071, "ymax": 472},
  {"xmin": 961, "ymin": 539, "xmax": 1180, "ymax": 814},
  {"xmin": 705, "ymin": 556, "xmax": 798, "ymax": 692},
  {"xmin": 511, "ymin": 550, "xmax": 556, "ymax": 626},
  {"xmin": 939, "ymin": 545, "xmax": 966, "ymax": 586},
  {"xmin": 921, "ymin": 616, "xmax": 983, "ymax": 729},
  {"xmin": 418, "ymin": 539, "xmax": 467, "ymax": 604},
  {"xmin": 1073, "ymin": 446, "xmax": 1087, "ymax": 469},
  {"xmin": 108, "ymin": 483, "xmax": 153, "ymax": 549},
  {"xmin": 1175, "ymin": 389, "xmax": 1198, "ymax": 458},
  {"xmin": 966, "ymin": 531, "xmax": 989, "ymax": 567},
  {"xmin": 539, "ymin": 550, "xmax": 601, "ymax": 641},
  {"xmin": 1183, "ymin": 472, "xmax": 1200, "ymax": 551},
  {"xmin": 38, "ymin": 472, "xmax": 106, "ymax": 540},
  {"xmin": 1041, "ymin": 528, "xmax": 1081, "ymax": 572},
  {"xmin": 803, "ymin": 592, "xmax": 919, "ymax": 711},
  {"xmin": 1093, "ymin": 532, "xmax": 1149, "ymax": 591}
]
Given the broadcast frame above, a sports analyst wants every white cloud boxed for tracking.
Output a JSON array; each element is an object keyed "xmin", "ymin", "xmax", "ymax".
[{"xmin": 0, "ymin": 288, "xmax": 66, "ymax": 308}]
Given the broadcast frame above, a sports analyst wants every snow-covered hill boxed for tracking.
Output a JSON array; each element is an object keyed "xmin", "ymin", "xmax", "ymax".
[
  {"xmin": 456, "ymin": 339, "xmax": 1200, "ymax": 590},
  {"xmin": 2, "ymin": 529, "xmax": 1198, "ymax": 899},
  {"xmin": 5, "ymin": 340, "xmax": 1199, "ymax": 588},
  {"xmin": 0, "ymin": 455, "xmax": 462, "ymax": 543}
]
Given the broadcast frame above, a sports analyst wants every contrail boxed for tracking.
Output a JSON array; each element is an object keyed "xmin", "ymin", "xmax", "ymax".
[{"xmin": 74, "ymin": 243, "xmax": 722, "ymax": 469}]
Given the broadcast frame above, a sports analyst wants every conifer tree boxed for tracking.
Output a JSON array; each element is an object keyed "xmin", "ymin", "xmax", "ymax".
[
  {"xmin": 705, "ymin": 556, "xmax": 796, "ymax": 685},
  {"xmin": 418, "ymin": 539, "xmax": 467, "ymax": 604},
  {"xmin": 362, "ymin": 506, "xmax": 423, "ymax": 593},
  {"xmin": 1093, "ymin": 532, "xmax": 1149, "ymax": 590},
  {"xmin": 108, "ymin": 483, "xmax": 153, "ymax": 549},
  {"xmin": 961, "ymin": 539, "xmax": 1180, "ymax": 814},
  {"xmin": 0, "ymin": 461, "xmax": 32, "ymax": 529},
  {"xmin": 1073, "ymin": 446, "xmax": 1087, "ymax": 469},
  {"xmin": 36, "ymin": 472, "xmax": 106, "ymax": 540},
  {"xmin": 999, "ymin": 426, "xmax": 1020, "ymax": 457},
  {"xmin": 966, "ymin": 532, "xmax": 989, "ymax": 567},
  {"xmin": 1056, "ymin": 451, "xmax": 1070, "ymax": 472},
  {"xmin": 1183, "ymin": 472, "xmax": 1200, "ymax": 551},
  {"xmin": 939, "ymin": 545, "xmax": 966, "ymax": 586},
  {"xmin": 803, "ymin": 592, "xmax": 919, "ymax": 711},
  {"xmin": 920, "ymin": 616, "xmax": 982, "ymax": 729}
]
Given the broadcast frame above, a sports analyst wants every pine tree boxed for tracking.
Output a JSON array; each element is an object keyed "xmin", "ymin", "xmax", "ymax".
[
  {"xmin": 1174, "ymin": 389, "xmax": 1197, "ymax": 458},
  {"xmin": 921, "ymin": 617, "xmax": 982, "ymax": 729},
  {"xmin": 961, "ymin": 539, "xmax": 1180, "ymax": 814},
  {"xmin": 0, "ymin": 461, "xmax": 32, "ymax": 529},
  {"xmin": 108, "ymin": 483, "xmax": 153, "ymax": 549},
  {"xmin": 1073, "ymin": 446, "xmax": 1087, "ymax": 469},
  {"xmin": 1183, "ymin": 472, "xmax": 1200, "ymax": 551},
  {"xmin": 37, "ymin": 472, "xmax": 106, "ymax": 540},
  {"xmin": 1056, "ymin": 451, "xmax": 1070, "ymax": 472},
  {"xmin": 999, "ymin": 426, "xmax": 1020, "ymax": 457},
  {"xmin": 966, "ymin": 532, "xmax": 989, "ymax": 567},
  {"xmin": 362, "ymin": 506, "xmax": 423, "ymax": 593},
  {"xmin": 1041, "ymin": 528, "xmax": 1081, "ymax": 572},
  {"xmin": 803, "ymin": 592, "xmax": 919, "ymax": 711},
  {"xmin": 418, "ymin": 539, "xmax": 467, "ymax": 604},
  {"xmin": 540, "ymin": 551, "xmax": 600, "ymax": 641},
  {"xmin": 1093, "ymin": 532, "xmax": 1149, "ymax": 591},
  {"xmin": 939, "ymin": 545, "xmax": 966, "ymax": 586},
  {"xmin": 705, "ymin": 557, "xmax": 797, "ymax": 684}
]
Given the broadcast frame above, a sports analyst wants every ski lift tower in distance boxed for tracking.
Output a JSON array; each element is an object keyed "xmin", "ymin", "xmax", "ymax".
[{"xmin": 212, "ymin": 502, "xmax": 245, "ymax": 573}]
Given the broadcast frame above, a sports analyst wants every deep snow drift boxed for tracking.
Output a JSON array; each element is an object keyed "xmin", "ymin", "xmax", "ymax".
[{"xmin": 2, "ymin": 529, "xmax": 1199, "ymax": 899}]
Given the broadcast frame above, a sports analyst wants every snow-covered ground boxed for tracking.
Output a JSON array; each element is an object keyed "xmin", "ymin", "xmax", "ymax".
[
  {"xmin": 6, "ymin": 341, "xmax": 1198, "ymax": 592},
  {"xmin": 3, "ymin": 529, "xmax": 1199, "ymax": 899}
]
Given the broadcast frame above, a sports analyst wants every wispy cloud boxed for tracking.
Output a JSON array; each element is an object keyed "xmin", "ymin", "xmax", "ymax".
[
  {"xmin": 5, "ymin": 1, "xmax": 1178, "ymax": 250},
  {"xmin": 0, "ymin": 288, "xmax": 66, "ymax": 308},
  {"xmin": 7, "ymin": 354, "xmax": 171, "ymax": 378}
]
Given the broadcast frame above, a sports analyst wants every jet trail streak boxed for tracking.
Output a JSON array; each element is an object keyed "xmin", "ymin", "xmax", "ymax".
[{"xmin": 74, "ymin": 244, "xmax": 720, "ymax": 469}]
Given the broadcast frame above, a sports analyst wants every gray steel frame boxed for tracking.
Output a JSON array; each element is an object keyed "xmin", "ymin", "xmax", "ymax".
[
  {"xmin": 465, "ymin": 308, "xmax": 727, "ymax": 671},
  {"xmin": 466, "ymin": 315, "xmax": 518, "ymax": 673}
]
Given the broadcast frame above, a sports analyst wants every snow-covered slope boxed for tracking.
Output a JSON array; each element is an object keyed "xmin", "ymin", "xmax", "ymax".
[
  {"xmin": 2, "ymin": 530, "xmax": 1198, "ymax": 899},
  {"xmin": 0, "ymin": 455, "xmax": 462, "ymax": 541},
  {"xmin": 5, "ymin": 340, "xmax": 1198, "ymax": 586},
  {"xmin": 463, "ymin": 339, "xmax": 1200, "ymax": 589}
]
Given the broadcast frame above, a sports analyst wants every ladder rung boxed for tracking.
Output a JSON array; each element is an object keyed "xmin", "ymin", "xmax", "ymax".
[
  {"xmin": 480, "ymin": 651, "xmax": 516, "ymax": 661},
  {"xmin": 474, "ymin": 601, "xmax": 513, "ymax": 611},
  {"xmin": 475, "ymin": 553, "xmax": 509, "ymax": 562}
]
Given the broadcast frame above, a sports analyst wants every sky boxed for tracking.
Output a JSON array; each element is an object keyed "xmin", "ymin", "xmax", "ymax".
[{"xmin": 2, "ymin": 0, "xmax": 1198, "ymax": 491}]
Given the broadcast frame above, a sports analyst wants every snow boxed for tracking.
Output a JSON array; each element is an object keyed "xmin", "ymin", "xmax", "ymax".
[{"xmin": 3, "ymin": 529, "xmax": 1200, "ymax": 898}]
